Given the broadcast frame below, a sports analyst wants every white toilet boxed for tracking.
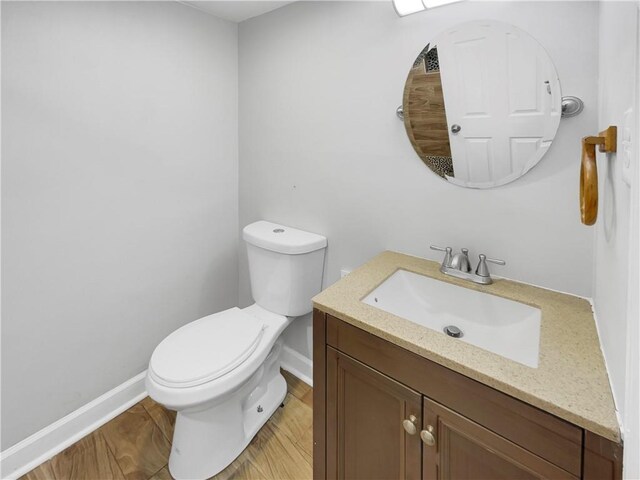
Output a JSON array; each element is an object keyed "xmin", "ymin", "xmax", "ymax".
[{"xmin": 145, "ymin": 220, "xmax": 326, "ymax": 479}]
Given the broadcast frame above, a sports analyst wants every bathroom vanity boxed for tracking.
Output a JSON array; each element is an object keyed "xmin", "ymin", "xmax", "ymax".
[{"xmin": 312, "ymin": 252, "xmax": 622, "ymax": 480}]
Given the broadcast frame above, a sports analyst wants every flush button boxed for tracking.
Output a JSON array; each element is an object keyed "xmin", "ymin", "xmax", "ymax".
[{"xmin": 273, "ymin": 228, "xmax": 284, "ymax": 233}]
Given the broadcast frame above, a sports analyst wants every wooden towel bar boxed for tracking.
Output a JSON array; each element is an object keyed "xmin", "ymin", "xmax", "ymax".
[{"xmin": 580, "ymin": 126, "xmax": 617, "ymax": 225}]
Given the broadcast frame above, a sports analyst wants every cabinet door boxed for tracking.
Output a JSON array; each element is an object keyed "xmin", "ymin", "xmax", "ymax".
[
  {"xmin": 422, "ymin": 397, "xmax": 578, "ymax": 480},
  {"xmin": 326, "ymin": 347, "xmax": 422, "ymax": 480}
]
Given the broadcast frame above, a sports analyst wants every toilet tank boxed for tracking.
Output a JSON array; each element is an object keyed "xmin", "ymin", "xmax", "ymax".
[{"xmin": 243, "ymin": 221, "xmax": 327, "ymax": 317}]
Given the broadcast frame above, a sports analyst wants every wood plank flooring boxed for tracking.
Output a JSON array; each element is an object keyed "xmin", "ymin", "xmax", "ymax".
[{"xmin": 21, "ymin": 370, "xmax": 312, "ymax": 480}]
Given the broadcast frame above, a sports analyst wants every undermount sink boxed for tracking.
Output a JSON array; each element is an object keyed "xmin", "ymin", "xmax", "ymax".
[{"xmin": 362, "ymin": 269, "xmax": 541, "ymax": 368}]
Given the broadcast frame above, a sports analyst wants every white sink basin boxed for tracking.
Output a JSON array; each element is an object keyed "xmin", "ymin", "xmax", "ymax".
[{"xmin": 362, "ymin": 269, "xmax": 541, "ymax": 368}]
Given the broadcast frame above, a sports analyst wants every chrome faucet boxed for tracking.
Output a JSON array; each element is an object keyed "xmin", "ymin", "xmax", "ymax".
[
  {"xmin": 430, "ymin": 245, "xmax": 505, "ymax": 285},
  {"xmin": 450, "ymin": 248, "xmax": 471, "ymax": 272}
]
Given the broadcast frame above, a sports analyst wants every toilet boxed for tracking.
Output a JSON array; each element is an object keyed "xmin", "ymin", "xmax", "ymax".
[{"xmin": 145, "ymin": 220, "xmax": 327, "ymax": 479}]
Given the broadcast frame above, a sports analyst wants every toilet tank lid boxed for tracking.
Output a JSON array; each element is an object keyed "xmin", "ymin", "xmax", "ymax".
[{"xmin": 243, "ymin": 221, "xmax": 327, "ymax": 255}]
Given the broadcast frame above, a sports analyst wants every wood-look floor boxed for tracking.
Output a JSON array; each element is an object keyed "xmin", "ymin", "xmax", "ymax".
[{"xmin": 22, "ymin": 370, "xmax": 313, "ymax": 480}]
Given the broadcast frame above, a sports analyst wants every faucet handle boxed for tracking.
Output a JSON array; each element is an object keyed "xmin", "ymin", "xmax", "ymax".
[
  {"xmin": 430, "ymin": 245, "xmax": 453, "ymax": 267},
  {"xmin": 485, "ymin": 256, "xmax": 505, "ymax": 266},
  {"xmin": 476, "ymin": 254, "xmax": 506, "ymax": 277}
]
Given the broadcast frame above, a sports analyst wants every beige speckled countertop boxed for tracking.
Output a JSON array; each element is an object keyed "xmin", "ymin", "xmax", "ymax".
[{"xmin": 312, "ymin": 251, "xmax": 620, "ymax": 442}]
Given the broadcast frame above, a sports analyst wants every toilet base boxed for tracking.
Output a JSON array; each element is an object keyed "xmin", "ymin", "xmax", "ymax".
[{"xmin": 167, "ymin": 340, "xmax": 287, "ymax": 480}]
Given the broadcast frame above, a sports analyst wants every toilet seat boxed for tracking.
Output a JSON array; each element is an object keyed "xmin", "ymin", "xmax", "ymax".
[{"xmin": 149, "ymin": 308, "xmax": 265, "ymax": 388}]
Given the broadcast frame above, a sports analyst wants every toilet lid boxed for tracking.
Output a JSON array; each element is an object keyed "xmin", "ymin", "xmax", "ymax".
[{"xmin": 149, "ymin": 307, "xmax": 265, "ymax": 388}]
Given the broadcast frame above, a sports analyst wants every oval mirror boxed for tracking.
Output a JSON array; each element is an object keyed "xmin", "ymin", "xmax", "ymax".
[{"xmin": 403, "ymin": 20, "xmax": 561, "ymax": 188}]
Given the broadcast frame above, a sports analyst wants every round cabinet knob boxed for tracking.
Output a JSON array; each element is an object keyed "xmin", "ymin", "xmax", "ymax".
[
  {"xmin": 402, "ymin": 415, "xmax": 418, "ymax": 435},
  {"xmin": 451, "ymin": 124, "xmax": 461, "ymax": 134},
  {"xmin": 420, "ymin": 426, "xmax": 436, "ymax": 446}
]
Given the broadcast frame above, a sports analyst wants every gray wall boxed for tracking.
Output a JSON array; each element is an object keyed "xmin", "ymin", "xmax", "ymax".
[
  {"xmin": 238, "ymin": 1, "xmax": 599, "ymax": 360},
  {"xmin": 1, "ymin": 1, "xmax": 239, "ymax": 449},
  {"xmin": 594, "ymin": 2, "xmax": 639, "ymax": 478}
]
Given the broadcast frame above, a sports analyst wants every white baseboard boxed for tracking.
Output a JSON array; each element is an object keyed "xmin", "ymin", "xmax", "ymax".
[
  {"xmin": 0, "ymin": 371, "xmax": 148, "ymax": 480},
  {"xmin": 2, "ymin": 349, "xmax": 313, "ymax": 479},
  {"xmin": 280, "ymin": 345, "xmax": 313, "ymax": 387}
]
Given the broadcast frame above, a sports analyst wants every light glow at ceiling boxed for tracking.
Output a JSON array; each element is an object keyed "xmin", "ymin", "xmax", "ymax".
[
  {"xmin": 422, "ymin": 0, "xmax": 464, "ymax": 8},
  {"xmin": 393, "ymin": 0, "xmax": 464, "ymax": 17},
  {"xmin": 392, "ymin": 0, "xmax": 425, "ymax": 16}
]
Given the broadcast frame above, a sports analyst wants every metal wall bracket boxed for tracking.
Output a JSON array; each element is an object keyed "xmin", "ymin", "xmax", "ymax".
[
  {"xmin": 398, "ymin": 96, "xmax": 584, "ymax": 120},
  {"xmin": 561, "ymin": 96, "xmax": 584, "ymax": 118}
]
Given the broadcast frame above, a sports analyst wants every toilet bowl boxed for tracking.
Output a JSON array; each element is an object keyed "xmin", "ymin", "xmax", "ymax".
[{"xmin": 145, "ymin": 221, "xmax": 326, "ymax": 480}]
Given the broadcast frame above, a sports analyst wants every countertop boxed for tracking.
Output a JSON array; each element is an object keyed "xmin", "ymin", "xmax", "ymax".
[{"xmin": 312, "ymin": 251, "xmax": 620, "ymax": 442}]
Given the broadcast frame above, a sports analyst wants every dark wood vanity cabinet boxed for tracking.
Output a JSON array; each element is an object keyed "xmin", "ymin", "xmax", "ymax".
[
  {"xmin": 313, "ymin": 310, "xmax": 623, "ymax": 480},
  {"xmin": 422, "ymin": 397, "xmax": 577, "ymax": 480},
  {"xmin": 326, "ymin": 348, "xmax": 422, "ymax": 480}
]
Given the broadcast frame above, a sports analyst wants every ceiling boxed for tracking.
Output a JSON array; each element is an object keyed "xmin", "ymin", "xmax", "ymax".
[{"xmin": 180, "ymin": 1, "xmax": 296, "ymax": 22}]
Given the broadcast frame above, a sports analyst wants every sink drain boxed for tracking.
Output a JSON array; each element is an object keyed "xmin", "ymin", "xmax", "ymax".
[{"xmin": 444, "ymin": 325, "xmax": 463, "ymax": 338}]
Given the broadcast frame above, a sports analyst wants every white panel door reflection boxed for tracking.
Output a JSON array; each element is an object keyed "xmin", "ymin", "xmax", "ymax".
[{"xmin": 435, "ymin": 21, "xmax": 560, "ymax": 188}]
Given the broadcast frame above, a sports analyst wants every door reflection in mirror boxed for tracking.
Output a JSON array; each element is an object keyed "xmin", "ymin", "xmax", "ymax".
[{"xmin": 403, "ymin": 21, "xmax": 561, "ymax": 188}]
